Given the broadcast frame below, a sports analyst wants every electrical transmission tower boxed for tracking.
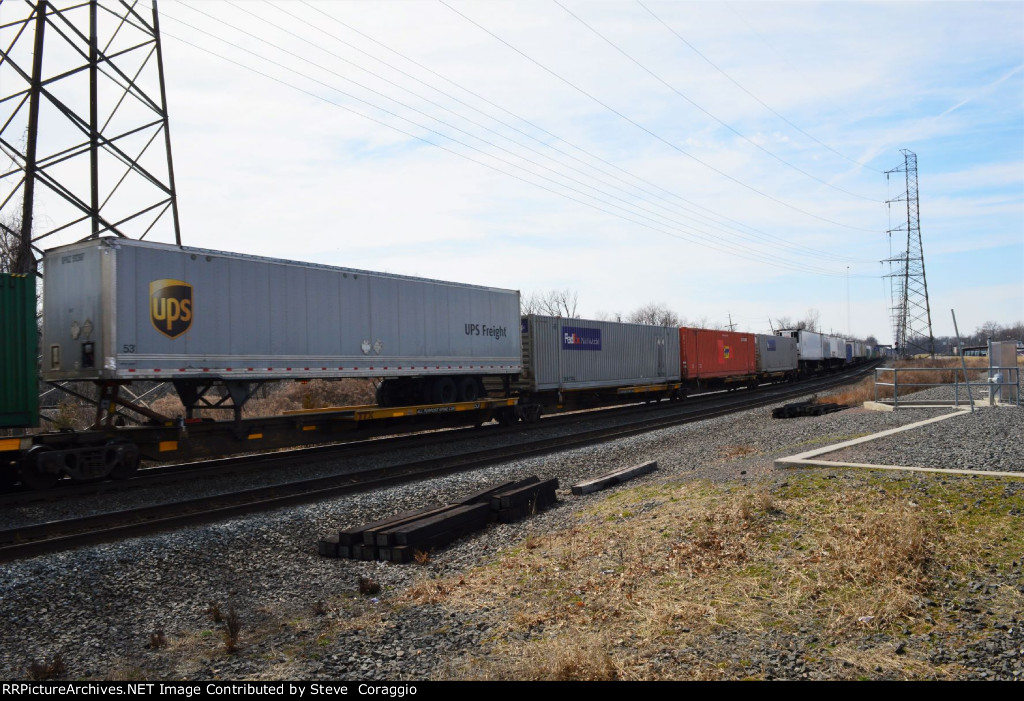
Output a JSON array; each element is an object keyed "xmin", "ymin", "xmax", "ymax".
[
  {"xmin": 883, "ymin": 149, "xmax": 934, "ymax": 358},
  {"xmin": 0, "ymin": 0, "xmax": 180, "ymax": 274}
]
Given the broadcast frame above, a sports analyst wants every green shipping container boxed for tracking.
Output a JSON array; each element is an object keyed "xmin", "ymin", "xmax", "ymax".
[{"xmin": 1, "ymin": 273, "xmax": 38, "ymax": 428}]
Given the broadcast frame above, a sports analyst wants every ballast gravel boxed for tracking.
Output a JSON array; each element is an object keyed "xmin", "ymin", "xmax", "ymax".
[{"xmin": 0, "ymin": 394, "xmax": 1020, "ymax": 681}]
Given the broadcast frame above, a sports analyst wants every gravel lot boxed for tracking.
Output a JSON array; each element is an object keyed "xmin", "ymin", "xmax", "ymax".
[{"xmin": 0, "ymin": 395, "xmax": 1020, "ymax": 681}]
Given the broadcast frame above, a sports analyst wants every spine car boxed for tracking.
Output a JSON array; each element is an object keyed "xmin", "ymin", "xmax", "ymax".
[{"xmin": 2, "ymin": 241, "xmax": 872, "ymax": 489}]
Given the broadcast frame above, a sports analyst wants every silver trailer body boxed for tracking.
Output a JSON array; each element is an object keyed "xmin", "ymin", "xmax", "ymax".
[
  {"xmin": 518, "ymin": 315, "xmax": 681, "ymax": 392},
  {"xmin": 777, "ymin": 329, "xmax": 824, "ymax": 362},
  {"xmin": 755, "ymin": 334, "xmax": 798, "ymax": 373},
  {"xmin": 42, "ymin": 239, "xmax": 521, "ymax": 382},
  {"xmin": 823, "ymin": 334, "xmax": 844, "ymax": 360}
]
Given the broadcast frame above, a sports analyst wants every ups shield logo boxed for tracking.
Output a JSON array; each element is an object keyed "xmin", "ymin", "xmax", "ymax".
[{"xmin": 150, "ymin": 279, "xmax": 193, "ymax": 339}]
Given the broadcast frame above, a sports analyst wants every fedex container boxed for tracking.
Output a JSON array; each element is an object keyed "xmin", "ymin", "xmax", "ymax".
[
  {"xmin": 679, "ymin": 327, "xmax": 756, "ymax": 381},
  {"xmin": 42, "ymin": 238, "xmax": 521, "ymax": 382},
  {"xmin": 518, "ymin": 315, "xmax": 680, "ymax": 391},
  {"xmin": 755, "ymin": 334, "xmax": 798, "ymax": 374}
]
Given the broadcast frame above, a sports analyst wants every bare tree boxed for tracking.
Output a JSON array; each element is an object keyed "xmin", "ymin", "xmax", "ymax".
[
  {"xmin": 594, "ymin": 310, "xmax": 623, "ymax": 322},
  {"xmin": 773, "ymin": 309, "xmax": 820, "ymax": 332},
  {"xmin": 0, "ymin": 211, "xmax": 31, "ymax": 274},
  {"xmin": 626, "ymin": 302, "xmax": 680, "ymax": 327},
  {"xmin": 689, "ymin": 315, "xmax": 723, "ymax": 330},
  {"xmin": 802, "ymin": 309, "xmax": 820, "ymax": 332},
  {"xmin": 521, "ymin": 288, "xmax": 579, "ymax": 318},
  {"xmin": 974, "ymin": 320, "xmax": 1003, "ymax": 342}
]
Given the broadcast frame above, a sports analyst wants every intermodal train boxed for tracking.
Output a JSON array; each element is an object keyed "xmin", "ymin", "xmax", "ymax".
[{"xmin": 1, "ymin": 238, "xmax": 875, "ymax": 489}]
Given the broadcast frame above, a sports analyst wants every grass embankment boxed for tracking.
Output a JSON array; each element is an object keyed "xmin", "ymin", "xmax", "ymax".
[{"xmin": 414, "ymin": 470, "xmax": 1024, "ymax": 680}]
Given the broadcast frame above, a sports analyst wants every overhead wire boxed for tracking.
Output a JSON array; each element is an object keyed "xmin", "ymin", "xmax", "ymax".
[
  {"xmin": 233, "ymin": 0, "xmax": 870, "ymax": 264},
  {"xmin": 553, "ymin": 0, "xmax": 879, "ymax": 201},
  {"xmin": 636, "ymin": 0, "xmax": 883, "ymax": 173},
  {"xmin": 166, "ymin": 3, "xmax": 875, "ymax": 271},
  {"xmin": 158, "ymin": 14, "xmax": 872, "ymax": 278},
  {"xmin": 438, "ymin": 0, "xmax": 879, "ymax": 233},
  {"xmin": 164, "ymin": 7, "xmax": 843, "ymax": 271},
  {"xmin": 296, "ymin": 0, "xmax": 873, "ymax": 261}
]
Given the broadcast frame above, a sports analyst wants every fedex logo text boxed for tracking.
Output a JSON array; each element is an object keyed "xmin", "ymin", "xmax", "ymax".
[{"xmin": 562, "ymin": 327, "xmax": 601, "ymax": 351}]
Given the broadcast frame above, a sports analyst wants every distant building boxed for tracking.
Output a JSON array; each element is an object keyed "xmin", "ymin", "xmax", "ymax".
[{"xmin": 959, "ymin": 346, "xmax": 988, "ymax": 357}]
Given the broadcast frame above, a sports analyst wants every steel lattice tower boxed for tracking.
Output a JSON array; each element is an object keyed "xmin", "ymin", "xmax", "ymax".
[
  {"xmin": 0, "ymin": 0, "xmax": 180, "ymax": 274},
  {"xmin": 883, "ymin": 149, "xmax": 934, "ymax": 357}
]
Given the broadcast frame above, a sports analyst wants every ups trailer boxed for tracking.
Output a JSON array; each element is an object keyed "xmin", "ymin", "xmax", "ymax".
[{"xmin": 42, "ymin": 238, "xmax": 522, "ymax": 411}]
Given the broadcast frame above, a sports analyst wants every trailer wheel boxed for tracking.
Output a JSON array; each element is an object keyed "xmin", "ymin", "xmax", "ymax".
[
  {"xmin": 375, "ymin": 380, "xmax": 396, "ymax": 408},
  {"xmin": 18, "ymin": 446, "xmax": 60, "ymax": 490},
  {"xmin": 457, "ymin": 376, "xmax": 480, "ymax": 402},
  {"xmin": 428, "ymin": 377, "xmax": 458, "ymax": 404}
]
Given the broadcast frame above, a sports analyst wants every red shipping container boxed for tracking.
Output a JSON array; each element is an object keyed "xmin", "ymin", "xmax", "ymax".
[{"xmin": 679, "ymin": 327, "xmax": 756, "ymax": 381}]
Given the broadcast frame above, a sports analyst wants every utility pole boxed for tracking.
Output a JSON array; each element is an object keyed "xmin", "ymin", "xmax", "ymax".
[
  {"xmin": 846, "ymin": 265, "xmax": 851, "ymax": 338},
  {"xmin": 883, "ymin": 150, "xmax": 934, "ymax": 358}
]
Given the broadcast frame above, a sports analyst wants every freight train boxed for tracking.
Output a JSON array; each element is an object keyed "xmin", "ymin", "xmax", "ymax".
[{"xmin": 1, "ymin": 238, "xmax": 874, "ymax": 489}]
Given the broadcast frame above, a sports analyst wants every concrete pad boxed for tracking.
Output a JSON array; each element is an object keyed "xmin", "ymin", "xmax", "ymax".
[{"xmin": 774, "ymin": 408, "xmax": 1024, "ymax": 479}]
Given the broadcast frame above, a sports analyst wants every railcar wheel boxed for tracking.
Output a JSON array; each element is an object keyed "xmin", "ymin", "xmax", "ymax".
[
  {"xmin": 457, "ymin": 376, "xmax": 480, "ymax": 402},
  {"xmin": 18, "ymin": 446, "xmax": 60, "ymax": 490},
  {"xmin": 109, "ymin": 441, "xmax": 141, "ymax": 480},
  {"xmin": 0, "ymin": 462, "xmax": 17, "ymax": 490}
]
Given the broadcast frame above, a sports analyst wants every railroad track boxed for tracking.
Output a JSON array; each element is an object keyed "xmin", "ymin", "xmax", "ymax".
[{"xmin": 0, "ymin": 363, "xmax": 876, "ymax": 561}]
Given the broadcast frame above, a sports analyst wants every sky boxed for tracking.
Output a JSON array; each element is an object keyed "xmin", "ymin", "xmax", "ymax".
[{"xmin": 2, "ymin": 0, "xmax": 1022, "ymax": 343}]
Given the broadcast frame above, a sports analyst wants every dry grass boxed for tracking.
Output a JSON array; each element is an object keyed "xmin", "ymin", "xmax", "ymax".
[
  {"xmin": 465, "ymin": 632, "xmax": 621, "ymax": 681},
  {"xmin": 36, "ymin": 378, "xmax": 375, "ymax": 430},
  {"xmin": 818, "ymin": 357, "xmax": 989, "ymax": 406},
  {"xmin": 421, "ymin": 472, "xmax": 1024, "ymax": 680},
  {"xmin": 26, "ymin": 654, "xmax": 66, "ymax": 680},
  {"xmin": 223, "ymin": 607, "xmax": 242, "ymax": 654},
  {"xmin": 721, "ymin": 444, "xmax": 758, "ymax": 460},
  {"xmin": 146, "ymin": 378, "xmax": 374, "ymax": 422}
]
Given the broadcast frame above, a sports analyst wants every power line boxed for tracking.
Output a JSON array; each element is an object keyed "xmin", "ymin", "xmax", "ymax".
[
  {"xmin": 157, "ymin": 16, "xmax": 870, "ymax": 277},
  {"xmin": 554, "ymin": 0, "xmax": 878, "ymax": 201},
  {"xmin": 637, "ymin": 0, "xmax": 883, "ymax": 173},
  {"xmin": 167, "ymin": 3, "xmax": 871, "ymax": 267},
  {"xmin": 296, "ymin": 0, "xmax": 871, "ymax": 261},
  {"xmin": 439, "ymin": 0, "xmax": 879, "ymax": 233}
]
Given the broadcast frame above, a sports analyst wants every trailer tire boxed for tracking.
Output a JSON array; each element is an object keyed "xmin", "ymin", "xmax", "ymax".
[
  {"xmin": 457, "ymin": 376, "xmax": 480, "ymax": 402},
  {"xmin": 429, "ymin": 377, "xmax": 458, "ymax": 404}
]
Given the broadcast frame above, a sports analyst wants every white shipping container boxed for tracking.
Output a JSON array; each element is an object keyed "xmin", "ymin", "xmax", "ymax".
[
  {"xmin": 42, "ymin": 239, "xmax": 521, "ymax": 382},
  {"xmin": 776, "ymin": 329, "xmax": 824, "ymax": 362},
  {"xmin": 518, "ymin": 315, "xmax": 681, "ymax": 391}
]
